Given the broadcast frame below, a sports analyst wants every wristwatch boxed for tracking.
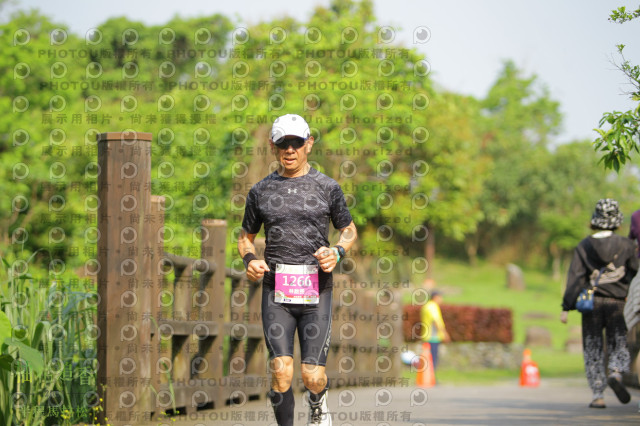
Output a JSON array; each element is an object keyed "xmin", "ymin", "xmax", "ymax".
[{"xmin": 334, "ymin": 245, "xmax": 346, "ymax": 259}]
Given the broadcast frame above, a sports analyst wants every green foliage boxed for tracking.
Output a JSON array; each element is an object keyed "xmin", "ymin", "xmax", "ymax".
[
  {"xmin": 609, "ymin": 5, "xmax": 640, "ymax": 23},
  {"xmin": 479, "ymin": 61, "xmax": 562, "ymax": 226},
  {"xmin": 427, "ymin": 258, "xmax": 569, "ymax": 348},
  {"xmin": 594, "ymin": 106, "xmax": 640, "ymax": 171},
  {"xmin": 594, "ymin": 6, "xmax": 640, "ymax": 170},
  {"xmin": 461, "ymin": 61, "xmax": 563, "ymax": 262},
  {"xmin": 536, "ymin": 139, "xmax": 639, "ymax": 273},
  {"xmin": 0, "ymin": 250, "xmax": 98, "ymax": 425},
  {"xmin": 1, "ymin": 0, "xmax": 638, "ymax": 276},
  {"xmin": 0, "ymin": 7, "xmax": 236, "ymax": 275},
  {"xmin": 402, "ymin": 257, "xmax": 586, "ymax": 383},
  {"xmin": 432, "ymin": 257, "xmax": 584, "ymax": 371}
]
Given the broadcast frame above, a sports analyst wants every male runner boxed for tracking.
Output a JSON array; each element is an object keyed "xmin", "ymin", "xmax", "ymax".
[{"xmin": 238, "ymin": 113, "xmax": 357, "ymax": 426}]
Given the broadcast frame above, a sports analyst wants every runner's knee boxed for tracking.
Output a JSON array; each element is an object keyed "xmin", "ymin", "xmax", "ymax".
[
  {"xmin": 271, "ymin": 356, "xmax": 294, "ymax": 391},
  {"xmin": 301, "ymin": 364, "xmax": 326, "ymax": 392}
]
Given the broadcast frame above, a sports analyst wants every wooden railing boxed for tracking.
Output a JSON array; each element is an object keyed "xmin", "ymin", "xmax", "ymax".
[{"xmin": 96, "ymin": 131, "xmax": 403, "ymax": 425}]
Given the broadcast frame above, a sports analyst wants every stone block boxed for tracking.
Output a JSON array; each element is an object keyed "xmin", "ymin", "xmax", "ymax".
[
  {"xmin": 524, "ymin": 326, "xmax": 552, "ymax": 347},
  {"xmin": 506, "ymin": 263, "xmax": 525, "ymax": 291}
]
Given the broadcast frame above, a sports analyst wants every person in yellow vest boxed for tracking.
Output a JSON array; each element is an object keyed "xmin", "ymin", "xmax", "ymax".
[{"xmin": 420, "ymin": 290, "xmax": 451, "ymax": 369}]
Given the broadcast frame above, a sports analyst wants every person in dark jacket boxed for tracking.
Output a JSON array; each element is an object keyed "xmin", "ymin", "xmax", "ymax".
[
  {"xmin": 628, "ymin": 209, "xmax": 640, "ymax": 257},
  {"xmin": 561, "ymin": 198, "xmax": 639, "ymax": 409}
]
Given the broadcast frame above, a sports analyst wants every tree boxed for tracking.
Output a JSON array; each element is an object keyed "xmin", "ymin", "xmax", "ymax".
[
  {"xmin": 0, "ymin": 9, "xmax": 233, "ymax": 272},
  {"xmin": 218, "ymin": 0, "xmax": 490, "ymax": 282},
  {"xmin": 465, "ymin": 61, "xmax": 562, "ymax": 262},
  {"xmin": 593, "ymin": 5, "xmax": 640, "ymax": 171},
  {"xmin": 537, "ymin": 141, "xmax": 640, "ymax": 278},
  {"xmin": 0, "ymin": 0, "xmax": 489, "ymax": 284}
]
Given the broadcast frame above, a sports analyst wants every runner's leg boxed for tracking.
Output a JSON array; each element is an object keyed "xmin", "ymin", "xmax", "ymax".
[
  {"xmin": 262, "ymin": 287, "xmax": 297, "ymax": 424},
  {"xmin": 299, "ymin": 287, "xmax": 332, "ymax": 424},
  {"xmin": 299, "ymin": 286, "xmax": 332, "ymax": 388},
  {"xmin": 430, "ymin": 341, "xmax": 439, "ymax": 370}
]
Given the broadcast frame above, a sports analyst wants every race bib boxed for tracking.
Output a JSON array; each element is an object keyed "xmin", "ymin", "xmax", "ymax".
[{"xmin": 274, "ymin": 264, "xmax": 319, "ymax": 304}]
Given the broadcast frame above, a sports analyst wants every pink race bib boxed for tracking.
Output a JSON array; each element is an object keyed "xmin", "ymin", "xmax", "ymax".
[{"xmin": 274, "ymin": 264, "xmax": 319, "ymax": 304}]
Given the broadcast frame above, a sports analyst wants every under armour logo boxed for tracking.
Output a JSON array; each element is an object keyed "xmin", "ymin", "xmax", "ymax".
[{"xmin": 287, "ymin": 188, "xmax": 297, "ymax": 194}]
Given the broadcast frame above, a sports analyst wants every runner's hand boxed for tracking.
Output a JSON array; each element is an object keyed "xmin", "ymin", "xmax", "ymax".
[
  {"xmin": 314, "ymin": 246, "xmax": 337, "ymax": 272},
  {"xmin": 560, "ymin": 311, "xmax": 568, "ymax": 324},
  {"xmin": 246, "ymin": 260, "xmax": 270, "ymax": 282}
]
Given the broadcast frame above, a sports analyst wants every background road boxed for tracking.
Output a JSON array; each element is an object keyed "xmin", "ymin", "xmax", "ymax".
[{"xmin": 144, "ymin": 378, "xmax": 640, "ymax": 425}]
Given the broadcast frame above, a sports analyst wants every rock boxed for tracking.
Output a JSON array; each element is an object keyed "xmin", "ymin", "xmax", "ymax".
[
  {"xmin": 524, "ymin": 326, "xmax": 552, "ymax": 347},
  {"xmin": 522, "ymin": 311, "xmax": 554, "ymax": 320},
  {"xmin": 438, "ymin": 342, "xmax": 522, "ymax": 370},
  {"xmin": 506, "ymin": 263, "xmax": 525, "ymax": 291},
  {"xmin": 565, "ymin": 326, "xmax": 583, "ymax": 353},
  {"xmin": 568, "ymin": 325, "xmax": 582, "ymax": 338},
  {"xmin": 565, "ymin": 338, "xmax": 583, "ymax": 353}
]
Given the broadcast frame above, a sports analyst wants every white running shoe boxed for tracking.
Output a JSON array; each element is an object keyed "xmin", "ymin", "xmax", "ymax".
[{"xmin": 307, "ymin": 390, "xmax": 332, "ymax": 426}]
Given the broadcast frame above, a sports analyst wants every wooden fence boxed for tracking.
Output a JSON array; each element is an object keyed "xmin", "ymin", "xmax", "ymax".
[{"xmin": 96, "ymin": 131, "xmax": 403, "ymax": 425}]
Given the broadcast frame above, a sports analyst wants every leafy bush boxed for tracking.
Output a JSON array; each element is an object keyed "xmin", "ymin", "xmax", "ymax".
[
  {"xmin": 0, "ymin": 250, "xmax": 100, "ymax": 426},
  {"xmin": 403, "ymin": 304, "xmax": 513, "ymax": 344}
]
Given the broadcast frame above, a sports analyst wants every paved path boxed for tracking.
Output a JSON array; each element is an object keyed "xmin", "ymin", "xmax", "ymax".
[{"xmin": 146, "ymin": 378, "xmax": 640, "ymax": 425}]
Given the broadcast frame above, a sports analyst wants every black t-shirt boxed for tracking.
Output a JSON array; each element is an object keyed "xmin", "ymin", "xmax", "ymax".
[{"xmin": 242, "ymin": 168, "xmax": 353, "ymax": 289}]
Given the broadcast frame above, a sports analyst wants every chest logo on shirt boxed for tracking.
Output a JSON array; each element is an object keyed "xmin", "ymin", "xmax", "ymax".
[{"xmin": 287, "ymin": 188, "xmax": 297, "ymax": 194}]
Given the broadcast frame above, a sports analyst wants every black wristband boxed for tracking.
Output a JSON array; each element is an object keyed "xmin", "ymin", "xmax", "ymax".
[
  {"xmin": 335, "ymin": 245, "xmax": 346, "ymax": 259},
  {"xmin": 243, "ymin": 253, "xmax": 257, "ymax": 269}
]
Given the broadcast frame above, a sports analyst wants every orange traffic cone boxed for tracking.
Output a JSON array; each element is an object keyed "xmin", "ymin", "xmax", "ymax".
[
  {"xmin": 519, "ymin": 348, "xmax": 540, "ymax": 387},
  {"xmin": 416, "ymin": 342, "xmax": 436, "ymax": 387}
]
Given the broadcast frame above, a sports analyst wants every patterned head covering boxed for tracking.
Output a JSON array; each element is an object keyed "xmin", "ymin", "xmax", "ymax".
[{"xmin": 591, "ymin": 198, "xmax": 623, "ymax": 230}]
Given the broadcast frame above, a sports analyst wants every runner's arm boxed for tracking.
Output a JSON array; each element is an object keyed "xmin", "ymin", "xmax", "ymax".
[
  {"xmin": 315, "ymin": 221, "xmax": 358, "ymax": 272},
  {"xmin": 237, "ymin": 229, "xmax": 270, "ymax": 282},
  {"xmin": 336, "ymin": 220, "xmax": 357, "ymax": 252}
]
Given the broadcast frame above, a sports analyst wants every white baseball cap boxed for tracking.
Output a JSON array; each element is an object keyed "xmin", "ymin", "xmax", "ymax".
[{"xmin": 270, "ymin": 114, "xmax": 311, "ymax": 144}]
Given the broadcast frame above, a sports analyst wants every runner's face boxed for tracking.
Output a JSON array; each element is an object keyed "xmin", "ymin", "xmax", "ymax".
[{"xmin": 271, "ymin": 135, "xmax": 314, "ymax": 176}]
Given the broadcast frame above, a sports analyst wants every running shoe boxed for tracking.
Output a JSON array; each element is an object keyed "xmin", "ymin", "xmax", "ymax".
[{"xmin": 307, "ymin": 390, "xmax": 332, "ymax": 426}]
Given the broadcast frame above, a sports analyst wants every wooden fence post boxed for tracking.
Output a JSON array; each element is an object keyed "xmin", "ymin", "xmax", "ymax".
[
  {"xmin": 97, "ymin": 131, "xmax": 153, "ymax": 425},
  {"xmin": 148, "ymin": 195, "xmax": 164, "ymax": 419},
  {"xmin": 225, "ymin": 238, "xmax": 268, "ymax": 398},
  {"xmin": 200, "ymin": 219, "xmax": 227, "ymax": 408}
]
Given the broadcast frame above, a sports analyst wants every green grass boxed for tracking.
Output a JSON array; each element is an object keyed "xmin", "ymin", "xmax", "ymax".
[
  {"xmin": 403, "ymin": 257, "xmax": 587, "ymax": 383},
  {"xmin": 427, "ymin": 257, "xmax": 582, "ymax": 351},
  {"xmin": 436, "ymin": 349, "xmax": 584, "ymax": 384},
  {"xmin": 534, "ymin": 348, "xmax": 584, "ymax": 377},
  {"xmin": 401, "ymin": 350, "xmax": 584, "ymax": 386},
  {"xmin": 434, "ymin": 367, "xmax": 520, "ymax": 385}
]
